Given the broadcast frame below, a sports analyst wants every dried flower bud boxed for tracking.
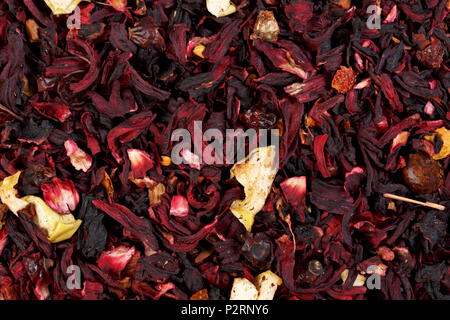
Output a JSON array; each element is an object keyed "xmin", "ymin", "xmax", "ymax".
[
  {"xmin": 41, "ymin": 177, "xmax": 80, "ymax": 214},
  {"xmin": 206, "ymin": 0, "xmax": 237, "ymax": 18},
  {"xmin": 250, "ymin": 11, "xmax": 280, "ymax": 42},
  {"xmin": 332, "ymin": 66, "xmax": 356, "ymax": 94},
  {"xmin": 129, "ymin": 17, "xmax": 166, "ymax": 51},
  {"xmin": 402, "ymin": 152, "xmax": 444, "ymax": 194},
  {"xmin": 65, "ymin": 139, "xmax": 93, "ymax": 172}
]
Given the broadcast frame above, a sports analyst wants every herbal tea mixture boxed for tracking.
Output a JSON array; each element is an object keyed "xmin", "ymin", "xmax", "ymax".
[{"xmin": 0, "ymin": 0, "xmax": 449, "ymax": 300}]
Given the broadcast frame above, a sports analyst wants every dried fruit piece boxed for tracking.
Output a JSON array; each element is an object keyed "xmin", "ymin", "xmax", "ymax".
[
  {"xmin": 229, "ymin": 270, "xmax": 282, "ymax": 300},
  {"xmin": 41, "ymin": 177, "xmax": 80, "ymax": 214},
  {"xmin": 340, "ymin": 269, "xmax": 366, "ymax": 286},
  {"xmin": 424, "ymin": 127, "xmax": 450, "ymax": 160},
  {"xmin": 128, "ymin": 17, "xmax": 166, "ymax": 51},
  {"xmin": 250, "ymin": 11, "xmax": 280, "ymax": 42},
  {"xmin": 230, "ymin": 146, "xmax": 278, "ymax": 231},
  {"xmin": 416, "ymin": 38, "xmax": 444, "ymax": 69},
  {"xmin": 192, "ymin": 45, "xmax": 206, "ymax": 59},
  {"xmin": 148, "ymin": 183, "xmax": 166, "ymax": 206},
  {"xmin": 402, "ymin": 152, "xmax": 444, "ymax": 194},
  {"xmin": 25, "ymin": 19, "xmax": 40, "ymax": 43},
  {"xmin": 332, "ymin": 66, "xmax": 356, "ymax": 94},
  {"xmin": 206, "ymin": 0, "xmax": 237, "ymax": 18},
  {"xmin": 229, "ymin": 278, "xmax": 259, "ymax": 300},
  {"xmin": 64, "ymin": 139, "xmax": 93, "ymax": 172},
  {"xmin": 190, "ymin": 289, "xmax": 209, "ymax": 300},
  {"xmin": 43, "ymin": 0, "xmax": 82, "ymax": 15},
  {"xmin": 253, "ymin": 270, "xmax": 283, "ymax": 300}
]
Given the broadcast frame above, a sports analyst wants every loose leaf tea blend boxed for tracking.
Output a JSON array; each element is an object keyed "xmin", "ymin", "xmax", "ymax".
[{"xmin": 0, "ymin": 0, "xmax": 449, "ymax": 301}]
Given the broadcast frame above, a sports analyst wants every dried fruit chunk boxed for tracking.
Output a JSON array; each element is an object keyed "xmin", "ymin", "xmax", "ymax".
[
  {"xmin": 229, "ymin": 278, "xmax": 259, "ymax": 300},
  {"xmin": 43, "ymin": 0, "xmax": 82, "ymax": 15},
  {"xmin": 230, "ymin": 146, "xmax": 278, "ymax": 231},
  {"xmin": 416, "ymin": 39, "xmax": 444, "ymax": 69},
  {"xmin": 190, "ymin": 289, "xmax": 209, "ymax": 300},
  {"xmin": 206, "ymin": 0, "xmax": 237, "ymax": 18},
  {"xmin": 250, "ymin": 11, "xmax": 280, "ymax": 42},
  {"xmin": 402, "ymin": 152, "xmax": 444, "ymax": 194},
  {"xmin": 340, "ymin": 269, "xmax": 366, "ymax": 286},
  {"xmin": 332, "ymin": 66, "xmax": 356, "ymax": 94},
  {"xmin": 424, "ymin": 127, "xmax": 450, "ymax": 160},
  {"xmin": 229, "ymin": 270, "xmax": 282, "ymax": 300},
  {"xmin": 253, "ymin": 270, "xmax": 283, "ymax": 300},
  {"xmin": 0, "ymin": 171, "xmax": 29, "ymax": 215}
]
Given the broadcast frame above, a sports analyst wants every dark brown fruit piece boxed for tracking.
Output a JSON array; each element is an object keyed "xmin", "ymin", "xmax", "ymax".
[{"xmin": 402, "ymin": 152, "xmax": 444, "ymax": 194}]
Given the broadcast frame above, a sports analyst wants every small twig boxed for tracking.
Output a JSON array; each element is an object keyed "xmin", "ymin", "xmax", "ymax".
[
  {"xmin": 383, "ymin": 193, "xmax": 446, "ymax": 211},
  {"xmin": 0, "ymin": 103, "xmax": 24, "ymax": 122}
]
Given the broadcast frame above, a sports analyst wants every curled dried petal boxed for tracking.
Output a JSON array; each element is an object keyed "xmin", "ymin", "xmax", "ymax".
[{"xmin": 65, "ymin": 139, "xmax": 93, "ymax": 172}]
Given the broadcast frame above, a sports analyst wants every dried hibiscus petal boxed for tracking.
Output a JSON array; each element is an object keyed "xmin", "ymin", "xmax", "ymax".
[{"xmin": 64, "ymin": 139, "xmax": 93, "ymax": 172}]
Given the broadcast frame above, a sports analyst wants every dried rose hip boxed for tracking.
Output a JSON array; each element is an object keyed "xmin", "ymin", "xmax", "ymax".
[
  {"xmin": 128, "ymin": 17, "xmax": 165, "ymax": 51},
  {"xmin": 332, "ymin": 66, "xmax": 356, "ymax": 94},
  {"xmin": 402, "ymin": 152, "xmax": 444, "ymax": 194},
  {"xmin": 416, "ymin": 39, "xmax": 445, "ymax": 69},
  {"xmin": 241, "ymin": 233, "xmax": 274, "ymax": 270}
]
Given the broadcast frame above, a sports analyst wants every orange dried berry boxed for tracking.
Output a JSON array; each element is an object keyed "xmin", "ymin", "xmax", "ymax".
[
  {"xmin": 190, "ymin": 289, "xmax": 209, "ymax": 300},
  {"xmin": 332, "ymin": 66, "xmax": 356, "ymax": 94},
  {"xmin": 416, "ymin": 38, "xmax": 444, "ymax": 69}
]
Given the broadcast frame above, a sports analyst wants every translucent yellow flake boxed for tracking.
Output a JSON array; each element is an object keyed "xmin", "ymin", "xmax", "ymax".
[
  {"xmin": 230, "ymin": 145, "xmax": 278, "ymax": 231},
  {"xmin": 44, "ymin": 0, "xmax": 83, "ymax": 15}
]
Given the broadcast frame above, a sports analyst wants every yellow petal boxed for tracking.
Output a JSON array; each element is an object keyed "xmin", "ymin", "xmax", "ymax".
[
  {"xmin": 44, "ymin": 0, "xmax": 83, "ymax": 15},
  {"xmin": 0, "ymin": 171, "xmax": 29, "ymax": 215},
  {"xmin": 21, "ymin": 196, "xmax": 82, "ymax": 243},
  {"xmin": 230, "ymin": 146, "xmax": 278, "ymax": 231}
]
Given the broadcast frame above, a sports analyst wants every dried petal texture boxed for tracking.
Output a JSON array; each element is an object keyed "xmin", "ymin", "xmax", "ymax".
[
  {"xmin": 127, "ymin": 149, "xmax": 153, "ymax": 179},
  {"xmin": 97, "ymin": 245, "xmax": 135, "ymax": 275},
  {"xmin": 21, "ymin": 196, "xmax": 82, "ymax": 243},
  {"xmin": 280, "ymin": 176, "xmax": 306, "ymax": 208},
  {"xmin": 170, "ymin": 195, "xmax": 189, "ymax": 217},
  {"xmin": 64, "ymin": 139, "xmax": 93, "ymax": 172},
  {"xmin": 230, "ymin": 146, "xmax": 278, "ymax": 231},
  {"xmin": 0, "ymin": 171, "xmax": 29, "ymax": 215},
  {"xmin": 41, "ymin": 177, "xmax": 80, "ymax": 214},
  {"xmin": 43, "ymin": 0, "xmax": 82, "ymax": 14},
  {"xmin": 29, "ymin": 101, "xmax": 71, "ymax": 122},
  {"xmin": 206, "ymin": 0, "xmax": 236, "ymax": 18}
]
